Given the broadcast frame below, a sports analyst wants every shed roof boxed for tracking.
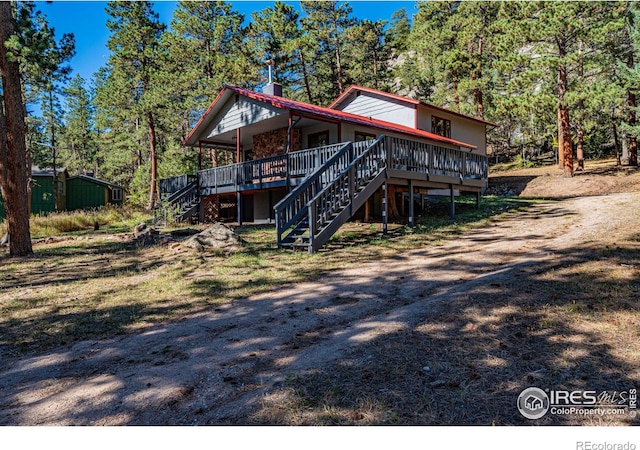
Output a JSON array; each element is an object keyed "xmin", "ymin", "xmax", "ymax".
[
  {"xmin": 67, "ymin": 174, "xmax": 125, "ymax": 191},
  {"xmin": 31, "ymin": 166, "xmax": 68, "ymax": 177},
  {"xmin": 183, "ymin": 86, "xmax": 477, "ymax": 150}
]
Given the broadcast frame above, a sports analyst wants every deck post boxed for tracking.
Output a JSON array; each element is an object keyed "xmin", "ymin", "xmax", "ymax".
[
  {"xmin": 237, "ymin": 191, "xmax": 243, "ymax": 226},
  {"xmin": 476, "ymin": 191, "xmax": 480, "ymax": 209},
  {"xmin": 382, "ymin": 182, "xmax": 388, "ymax": 235},
  {"xmin": 408, "ymin": 179, "xmax": 414, "ymax": 228},
  {"xmin": 449, "ymin": 183, "xmax": 455, "ymax": 220}
]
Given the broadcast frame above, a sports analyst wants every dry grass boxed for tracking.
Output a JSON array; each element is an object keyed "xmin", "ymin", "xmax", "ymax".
[
  {"xmin": 0, "ymin": 195, "xmax": 534, "ymax": 356},
  {"xmin": 252, "ymin": 247, "xmax": 639, "ymax": 425},
  {"xmin": 1, "ymin": 159, "xmax": 638, "ymax": 425},
  {"xmin": 0, "ymin": 205, "xmax": 149, "ymax": 239}
]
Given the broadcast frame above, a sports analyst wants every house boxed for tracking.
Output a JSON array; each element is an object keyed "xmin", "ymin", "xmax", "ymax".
[
  {"xmin": 162, "ymin": 83, "xmax": 494, "ymax": 252},
  {"xmin": 0, "ymin": 168, "xmax": 124, "ymax": 222},
  {"xmin": 66, "ymin": 174, "xmax": 125, "ymax": 211}
]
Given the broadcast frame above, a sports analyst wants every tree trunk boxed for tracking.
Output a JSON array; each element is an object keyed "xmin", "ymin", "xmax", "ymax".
[
  {"xmin": 473, "ymin": 32, "xmax": 484, "ymax": 120},
  {"xmin": 613, "ymin": 123, "xmax": 621, "ymax": 166},
  {"xmin": 0, "ymin": 2, "xmax": 33, "ymax": 256},
  {"xmin": 621, "ymin": 136, "xmax": 629, "ymax": 165},
  {"xmin": 147, "ymin": 111, "xmax": 158, "ymax": 210},
  {"xmin": 628, "ymin": 91, "xmax": 638, "ymax": 166},
  {"xmin": 557, "ymin": 107, "xmax": 564, "ymax": 169},
  {"xmin": 576, "ymin": 119, "xmax": 584, "ymax": 171},
  {"xmin": 49, "ymin": 91, "xmax": 59, "ymax": 211},
  {"xmin": 559, "ymin": 104, "xmax": 573, "ymax": 177},
  {"xmin": 298, "ymin": 48, "xmax": 313, "ymax": 104},
  {"xmin": 556, "ymin": 41, "xmax": 572, "ymax": 177}
]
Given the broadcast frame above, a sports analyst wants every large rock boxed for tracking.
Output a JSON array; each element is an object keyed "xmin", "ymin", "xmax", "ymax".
[
  {"xmin": 182, "ymin": 223, "xmax": 244, "ymax": 253},
  {"xmin": 132, "ymin": 222, "xmax": 160, "ymax": 246}
]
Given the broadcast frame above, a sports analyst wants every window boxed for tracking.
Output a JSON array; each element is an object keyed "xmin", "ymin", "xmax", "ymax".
[
  {"xmin": 111, "ymin": 188, "xmax": 123, "ymax": 202},
  {"xmin": 308, "ymin": 131, "xmax": 329, "ymax": 148},
  {"xmin": 431, "ymin": 116, "xmax": 451, "ymax": 138},
  {"xmin": 355, "ymin": 131, "xmax": 376, "ymax": 142}
]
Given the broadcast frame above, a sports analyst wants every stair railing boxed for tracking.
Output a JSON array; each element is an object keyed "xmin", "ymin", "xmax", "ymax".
[
  {"xmin": 274, "ymin": 141, "xmax": 354, "ymax": 246},
  {"xmin": 307, "ymin": 136, "xmax": 387, "ymax": 251}
]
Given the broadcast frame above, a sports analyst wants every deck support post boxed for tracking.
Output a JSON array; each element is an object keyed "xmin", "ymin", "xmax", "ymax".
[
  {"xmin": 237, "ymin": 191, "xmax": 243, "ymax": 226},
  {"xmin": 475, "ymin": 191, "xmax": 480, "ymax": 209},
  {"xmin": 408, "ymin": 179, "xmax": 414, "ymax": 228},
  {"xmin": 382, "ymin": 182, "xmax": 388, "ymax": 235},
  {"xmin": 449, "ymin": 184, "xmax": 455, "ymax": 220}
]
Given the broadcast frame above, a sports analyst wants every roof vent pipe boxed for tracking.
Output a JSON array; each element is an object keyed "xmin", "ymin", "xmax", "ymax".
[{"xmin": 263, "ymin": 59, "xmax": 283, "ymax": 97}]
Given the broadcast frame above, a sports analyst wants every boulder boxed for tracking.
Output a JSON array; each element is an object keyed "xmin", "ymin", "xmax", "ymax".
[
  {"xmin": 0, "ymin": 233, "xmax": 8, "ymax": 246},
  {"xmin": 182, "ymin": 223, "xmax": 244, "ymax": 253},
  {"xmin": 133, "ymin": 222, "xmax": 160, "ymax": 246}
]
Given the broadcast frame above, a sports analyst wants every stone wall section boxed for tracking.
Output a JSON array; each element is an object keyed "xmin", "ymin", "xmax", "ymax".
[{"xmin": 252, "ymin": 128, "xmax": 301, "ymax": 159}]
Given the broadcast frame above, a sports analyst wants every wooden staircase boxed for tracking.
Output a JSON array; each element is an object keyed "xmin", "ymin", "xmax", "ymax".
[
  {"xmin": 155, "ymin": 179, "xmax": 199, "ymax": 225},
  {"xmin": 274, "ymin": 136, "xmax": 388, "ymax": 253}
]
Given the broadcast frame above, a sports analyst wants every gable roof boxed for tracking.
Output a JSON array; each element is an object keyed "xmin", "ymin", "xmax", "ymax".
[
  {"xmin": 329, "ymin": 85, "xmax": 498, "ymax": 127},
  {"xmin": 183, "ymin": 86, "xmax": 477, "ymax": 150},
  {"xmin": 31, "ymin": 166, "xmax": 68, "ymax": 177},
  {"xmin": 67, "ymin": 174, "xmax": 125, "ymax": 191}
]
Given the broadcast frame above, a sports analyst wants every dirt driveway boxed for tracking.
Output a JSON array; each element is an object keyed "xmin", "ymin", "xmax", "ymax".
[{"xmin": 1, "ymin": 191, "xmax": 638, "ymax": 425}]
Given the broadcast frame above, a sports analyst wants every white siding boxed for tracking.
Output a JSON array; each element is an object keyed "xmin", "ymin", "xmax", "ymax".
[
  {"xmin": 337, "ymin": 92, "xmax": 415, "ymax": 128},
  {"xmin": 206, "ymin": 96, "xmax": 284, "ymax": 139},
  {"xmin": 417, "ymin": 106, "xmax": 487, "ymax": 155}
]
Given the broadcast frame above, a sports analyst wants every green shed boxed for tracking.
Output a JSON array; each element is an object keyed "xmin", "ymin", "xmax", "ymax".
[
  {"xmin": 0, "ymin": 166, "xmax": 67, "ymax": 222},
  {"xmin": 66, "ymin": 174, "xmax": 125, "ymax": 211},
  {"xmin": 31, "ymin": 166, "xmax": 68, "ymax": 215}
]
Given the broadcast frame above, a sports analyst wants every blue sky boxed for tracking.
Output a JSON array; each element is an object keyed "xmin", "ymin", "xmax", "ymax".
[{"xmin": 37, "ymin": 1, "xmax": 418, "ymax": 86}]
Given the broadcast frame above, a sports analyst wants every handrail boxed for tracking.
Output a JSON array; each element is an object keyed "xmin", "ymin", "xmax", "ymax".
[
  {"xmin": 306, "ymin": 136, "xmax": 387, "ymax": 248},
  {"xmin": 274, "ymin": 142, "xmax": 354, "ymax": 244},
  {"xmin": 165, "ymin": 180, "xmax": 197, "ymax": 204},
  {"xmin": 198, "ymin": 142, "xmax": 350, "ymax": 193}
]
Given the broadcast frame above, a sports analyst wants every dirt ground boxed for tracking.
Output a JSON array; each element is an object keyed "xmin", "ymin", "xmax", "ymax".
[{"xmin": 1, "ymin": 162, "xmax": 639, "ymax": 425}]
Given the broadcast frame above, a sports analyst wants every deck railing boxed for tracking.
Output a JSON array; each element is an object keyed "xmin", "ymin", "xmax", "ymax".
[
  {"xmin": 159, "ymin": 174, "xmax": 197, "ymax": 197},
  {"xmin": 197, "ymin": 142, "xmax": 352, "ymax": 193},
  {"xmin": 178, "ymin": 136, "xmax": 488, "ymax": 200}
]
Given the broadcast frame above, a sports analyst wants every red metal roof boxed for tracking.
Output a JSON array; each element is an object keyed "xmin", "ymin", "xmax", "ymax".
[{"xmin": 184, "ymin": 85, "xmax": 478, "ymax": 149}]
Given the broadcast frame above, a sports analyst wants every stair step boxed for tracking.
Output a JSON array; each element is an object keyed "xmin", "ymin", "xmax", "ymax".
[{"xmin": 280, "ymin": 241, "xmax": 310, "ymax": 249}]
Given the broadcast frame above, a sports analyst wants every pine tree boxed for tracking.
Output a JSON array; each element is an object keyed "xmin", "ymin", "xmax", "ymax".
[
  {"xmin": 62, "ymin": 74, "xmax": 97, "ymax": 175},
  {"xmin": 494, "ymin": 1, "xmax": 624, "ymax": 177},
  {"xmin": 1, "ymin": 1, "xmax": 75, "ymax": 255},
  {"xmin": 103, "ymin": 1, "xmax": 165, "ymax": 209},
  {"xmin": 248, "ymin": 1, "xmax": 304, "ymax": 96},
  {"xmin": 618, "ymin": 2, "xmax": 640, "ymax": 166},
  {"xmin": 0, "ymin": 1, "xmax": 32, "ymax": 255},
  {"xmin": 343, "ymin": 19, "xmax": 390, "ymax": 90},
  {"xmin": 300, "ymin": 0, "xmax": 355, "ymax": 105}
]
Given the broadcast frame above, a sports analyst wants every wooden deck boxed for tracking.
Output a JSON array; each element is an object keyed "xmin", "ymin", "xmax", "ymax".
[
  {"xmin": 158, "ymin": 135, "xmax": 488, "ymax": 250},
  {"xmin": 184, "ymin": 136, "xmax": 487, "ymax": 196}
]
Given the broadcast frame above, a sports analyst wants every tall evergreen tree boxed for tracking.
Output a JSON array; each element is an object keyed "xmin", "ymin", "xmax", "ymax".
[
  {"xmin": 300, "ymin": 0, "xmax": 355, "ymax": 105},
  {"xmin": 618, "ymin": 2, "xmax": 640, "ymax": 166},
  {"xmin": 103, "ymin": 1, "xmax": 165, "ymax": 209},
  {"xmin": 494, "ymin": 1, "xmax": 623, "ymax": 177},
  {"xmin": 62, "ymin": 74, "xmax": 97, "ymax": 175},
  {"xmin": 0, "ymin": 1, "xmax": 32, "ymax": 255},
  {"xmin": 1, "ymin": 1, "xmax": 74, "ymax": 255},
  {"xmin": 248, "ymin": 2, "xmax": 304, "ymax": 96}
]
